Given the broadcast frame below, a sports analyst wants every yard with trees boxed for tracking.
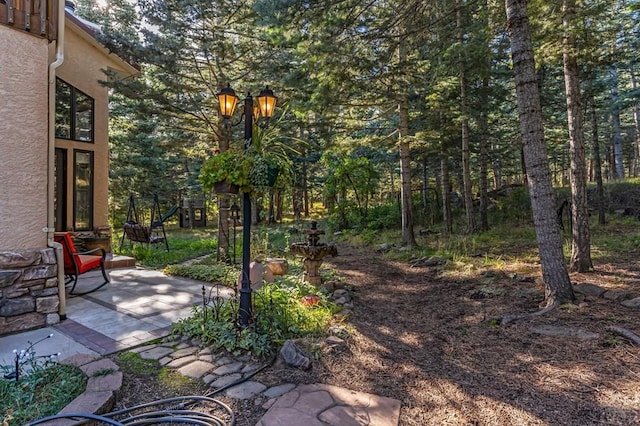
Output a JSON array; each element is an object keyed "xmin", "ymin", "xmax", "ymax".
[{"xmin": 71, "ymin": 0, "xmax": 640, "ymax": 423}]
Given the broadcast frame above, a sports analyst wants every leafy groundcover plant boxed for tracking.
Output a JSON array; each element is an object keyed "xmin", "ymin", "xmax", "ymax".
[
  {"xmin": 1, "ymin": 363, "xmax": 86, "ymax": 425},
  {"xmin": 171, "ymin": 277, "xmax": 339, "ymax": 358}
]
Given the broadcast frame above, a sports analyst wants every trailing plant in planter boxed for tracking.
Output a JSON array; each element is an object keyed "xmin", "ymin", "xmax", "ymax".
[{"xmin": 200, "ymin": 150, "xmax": 253, "ymax": 194}]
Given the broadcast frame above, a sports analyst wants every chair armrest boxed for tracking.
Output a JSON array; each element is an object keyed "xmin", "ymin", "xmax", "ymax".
[{"xmin": 74, "ymin": 247, "xmax": 106, "ymax": 260}]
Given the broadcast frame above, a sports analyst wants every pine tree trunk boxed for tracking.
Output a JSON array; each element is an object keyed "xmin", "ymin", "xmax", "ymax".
[
  {"xmin": 505, "ymin": 0, "xmax": 575, "ymax": 306},
  {"xmin": 563, "ymin": 0, "xmax": 593, "ymax": 272},
  {"xmin": 479, "ymin": 74, "xmax": 490, "ymax": 232},
  {"xmin": 589, "ymin": 95, "xmax": 606, "ymax": 225},
  {"xmin": 631, "ymin": 70, "xmax": 640, "ymax": 177},
  {"xmin": 610, "ymin": 67, "xmax": 624, "ymax": 178},
  {"xmin": 398, "ymin": 38, "xmax": 416, "ymax": 246},
  {"xmin": 441, "ymin": 139, "xmax": 452, "ymax": 234},
  {"xmin": 457, "ymin": 0, "xmax": 476, "ymax": 235}
]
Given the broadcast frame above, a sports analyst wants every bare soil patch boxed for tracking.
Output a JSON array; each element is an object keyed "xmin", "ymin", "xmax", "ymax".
[{"xmin": 113, "ymin": 241, "xmax": 640, "ymax": 425}]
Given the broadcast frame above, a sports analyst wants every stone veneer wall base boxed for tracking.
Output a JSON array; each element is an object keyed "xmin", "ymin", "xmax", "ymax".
[{"xmin": 0, "ymin": 248, "xmax": 60, "ymax": 336}]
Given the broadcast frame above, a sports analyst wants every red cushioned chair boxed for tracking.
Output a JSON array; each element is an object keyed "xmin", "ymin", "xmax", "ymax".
[{"xmin": 54, "ymin": 232, "xmax": 110, "ymax": 295}]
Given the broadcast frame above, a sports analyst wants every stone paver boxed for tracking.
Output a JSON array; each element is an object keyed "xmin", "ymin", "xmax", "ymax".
[
  {"xmin": 171, "ymin": 347, "xmax": 198, "ymax": 358},
  {"xmin": 159, "ymin": 356, "xmax": 173, "ymax": 366},
  {"xmin": 263, "ymin": 383, "xmax": 296, "ymax": 398},
  {"xmin": 167, "ymin": 354, "xmax": 197, "ymax": 368},
  {"xmin": 198, "ymin": 353, "xmax": 214, "ymax": 363},
  {"xmin": 86, "ymin": 371, "xmax": 123, "ymax": 393},
  {"xmin": 139, "ymin": 345, "xmax": 174, "ymax": 360},
  {"xmin": 211, "ymin": 372, "xmax": 242, "ymax": 389},
  {"xmin": 177, "ymin": 360, "xmax": 215, "ymax": 379},
  {"xmin": 257, "ymin": 383, "xmax": 401, "ymax": 426},
  {"xmin": 215, "ymin": 356, "xmax": 235, "ymax": 366},
  {"xmin": 225, "ymin": 381, "xmax": 267, "ymax": 399},
  {"xmin": 58, "ymin": 391, "xmax": 115, "ymax": 417},
  {"xmin": 202, "ymin": 373, "xmax": 217, "ymax": 385},
  {"xmin": 241, "ymin": 363, "xmax": 261, "ymax": 374},
  {"xmin": 80, "ymin": 358, "xmax": 119, "ymax": 376},
  {"xmin": 213, "ymin": 361, "xmax": 243, "ymax": 375}
]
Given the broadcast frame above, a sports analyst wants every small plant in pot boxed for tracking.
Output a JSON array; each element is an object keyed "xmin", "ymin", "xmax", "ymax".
[{"xmin": 200, "ymin": 150, "xmax": 254, "ymax": 194}]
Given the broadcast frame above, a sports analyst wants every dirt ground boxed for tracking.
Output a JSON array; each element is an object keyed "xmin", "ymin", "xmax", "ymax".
[{"xmin": 116, "ymin": 241, "xmax": 640, "ymax": 425}]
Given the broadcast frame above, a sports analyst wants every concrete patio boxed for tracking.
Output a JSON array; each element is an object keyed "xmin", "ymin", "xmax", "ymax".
[{"xmin": 0, "ymin": 264, "xmax": 401, "ymax": 425}]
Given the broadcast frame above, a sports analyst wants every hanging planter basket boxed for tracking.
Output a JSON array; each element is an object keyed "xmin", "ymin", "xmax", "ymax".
[{"xmin": 214, "ymin": 181, "xmax": 240, "ymax": 195}]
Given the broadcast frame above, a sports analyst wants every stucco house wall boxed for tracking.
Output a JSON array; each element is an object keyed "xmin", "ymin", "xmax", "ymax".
[
  {"xmin": 0, "ymin": 9, "xmax": 137, "ymax": 336},
  {"xmin": 55, "ymin": 20, "xmax": 112, "ymax": 231},
  {"xmin": 0, "ymin": 26, "xmax": 50, "ymax": 250}
]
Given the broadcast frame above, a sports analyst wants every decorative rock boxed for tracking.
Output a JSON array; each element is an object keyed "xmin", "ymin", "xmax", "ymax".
[
  {"xmin": 225, "ymin": 381, "xmax": 267, "ymax": 399},
  {"xmin": 333, "ymin": 289, "xmax": 349, "ymax": 298},
  {"xmin": 263, "ymin": 383, "xmax": 296, "ymax": 398},
  {"xmin": 265, "ymin": 259, "xmax": 288, "ymax": 276},
  {"xmin": 573, "ymin": 283, "xmax": 606, "ymax": 297},
  {"xmin": 139, "ymin": 346, "xmax": 174, "ymax": 360},
  {"xmin": 603, "ymin": 291, "xmax": 628, "ymax": 302},
  {"xmin": 212, "ymin": 361, "xmax": 243, "ymax": 376},
  {"xmin": 509, "ymin": 273, "xmax": 534, "ymax": 283},
  {"xmin": 167, "ymin": 355, "xmax": 198, "ymax": 368},
  {"xmin": 178, "ymin": 360, "xmax": 215, "ymax": 379},
  {"xmin": 237, "ymin": 262, "xmax": 267, "ymax": 291},
  {"xmin": 328, "ymin": 325, "xmax": 349, "ymax": 338},
  {"xmin": 333, "ymin": 296, "xmax": 348, "ymax": 305},
  {"xmin": 321, "ymin": 280, "xmax": 337, "ymax": 293},
  {"xmin": 280, "ymin": 340, "xmax": 311, "ymax": 370},
  {"xmin": 326, "ymin": 336, "xmax": 346, "ymax": 346},
  {"xmin": 211, "ymin": 373, "xmax": 242, "ymax": 389},
  {"xmin": 621, "ymin": 297, "xmax": 640, "ymax": 308},
  {"xmin": 376, "ymin": 243, "xmax": 393, "ymax": 252}
]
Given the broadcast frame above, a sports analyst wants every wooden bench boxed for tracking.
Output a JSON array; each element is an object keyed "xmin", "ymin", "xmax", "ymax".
[{"xmin": 54, "ymin": 232, "xmax": 110, "ymax": 295}]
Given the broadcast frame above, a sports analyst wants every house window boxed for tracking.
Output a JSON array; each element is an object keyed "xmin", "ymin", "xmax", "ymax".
[
  {"xmin": 56, "ymin": 79, "xmax": 94, "ymax": 142},
  {"xmin": 74, "ymin": 150, "xmax": 93, "ymax": 230}
]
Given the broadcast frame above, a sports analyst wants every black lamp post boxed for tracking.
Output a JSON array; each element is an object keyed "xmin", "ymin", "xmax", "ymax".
[
  {"xmin": 216, "ymin": 84, "xmax": 277, "ymax": 327},
  {"xmin": 229, "ymin": 203, "xmax": 240, "ymax": 264}
]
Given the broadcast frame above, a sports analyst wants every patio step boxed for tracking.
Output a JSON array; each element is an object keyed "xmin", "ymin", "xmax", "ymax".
[{"xmin": 105, "ymin": 255, "xmax": 136, "ymax": 269}]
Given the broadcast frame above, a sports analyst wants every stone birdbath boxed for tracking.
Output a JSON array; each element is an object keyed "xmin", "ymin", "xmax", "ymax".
[{"xmin": 290, "ymin": 221, "xmax": 337, "ymax": 285}]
